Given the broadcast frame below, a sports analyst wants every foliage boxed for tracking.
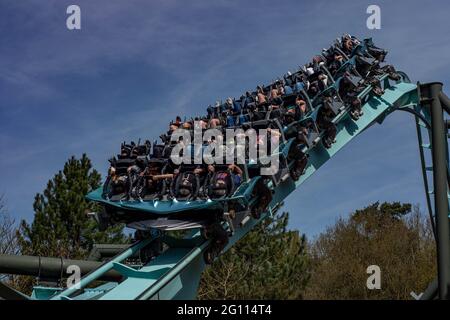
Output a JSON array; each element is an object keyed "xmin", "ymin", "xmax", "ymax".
[
  {"xmin": 198, "ymin": 212, "xmax": 310, "ymax": 299},
  {"xmin": 305, "ymin": 202, "xmax": 436, "ymax": 299},
  {"xmin": 17, "ymin": 154, "xmax": 129, "ymax": 259},
  {"xmin": 14, "ymin": 154, "xmax": 130, "ymax": 292}
]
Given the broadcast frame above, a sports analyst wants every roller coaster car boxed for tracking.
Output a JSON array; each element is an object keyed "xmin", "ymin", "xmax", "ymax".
[
  {"xmin": 200, "ymin": 175, "xmax": 273, "ymax": 264},
  {"xmin": 354, "ymin": 56, "xmax": 380, "ymax": 78},
  {"xmin": 316, "ymin": 104, "xmax": 338, "ymax": 149},
  {"xmin": 101, "ymin": 141, "xmax": 151, "ymax": 199},
  {"xmin": 170, "ymin": 166, "xmax": 201, "ymax": 201},
  {"xmin": 283, "ymin": 71, "xmax": 307, "ymax": 93},
  {"xmin": 103, "ymin": 155, "xmax": 147, "ymax": 201},
  {"xmin": 352, "ymin": 38, "xmax": 388, "ymax": 62},
  {"xmin": 285, "ymin": 138, "xmax": 308, "ymax": 181},
  {"xmin": 333, "ymin": 74, "xmax": 370, "ymax": 120},
  {"xmin": 89, "ymin": 35, "xmax": 395, "ymax": 233},
  {"xmin": 335, "ymin": 52, "xmax": 396, "ymax": 92},
  {"xmin": 334, "ymin": 57, "xmax": 365, "ymax": 82},
  {"xmin": 249, "ymin": 177, "xmax": 273, "ymax": 219},
  {"xmin": 284, "ymin": 116, "xmax": 320, "ymax": 150},
  {"xmin": 87, "ymin": 161, "xmax": 274, "ymax": 232},
  {"xmin": 249, "ymin": 117, "xmax": 281, "ymax": 131},
  {"xmin": 313, "ymin": 86, "xmax": 345, "ymax": 117},
  {"xmin": 206, "ymin": 168, "xmax": 237, "ymax": 200},
  {"xmin": 237, "ymin": 112, "xmax": 251, "ymax": 125},
  {"xmin": 283, "ymin": 89, "xmax": 311, "ymax": 109},
  {"xmin": 332, "ymin": 42, "xmax": 350, "ymax": 61},
  {"xmin": 248, "ymin": 150, "xmax": 289, "ymax": 187},
  {"xmin": 138, "ymin": 158, "xmax": 170, "ymax": 200}
]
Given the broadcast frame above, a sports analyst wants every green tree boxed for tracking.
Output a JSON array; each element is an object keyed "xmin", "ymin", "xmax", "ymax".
[
  {"xmin": 305, "ymin": 202, "xmax": 436, "ymax": 299},
  {"xmin": 198, "ymin": 212, "xmax": 310, "ymax": 299},
  {"xmin": 17, "ymin": 154, "xmax": 129, "ymax": 259}
]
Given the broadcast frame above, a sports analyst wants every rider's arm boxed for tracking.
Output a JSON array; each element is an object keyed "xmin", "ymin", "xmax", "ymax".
[{"xmin": 228, "ymin": 164, "xmax": 243, "ymax": 176}]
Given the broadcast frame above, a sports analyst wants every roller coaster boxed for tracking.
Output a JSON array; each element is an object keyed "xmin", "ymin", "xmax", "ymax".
[{"xmin": 1, "ymin": 35, "xmax": 449, "ymax": 300}]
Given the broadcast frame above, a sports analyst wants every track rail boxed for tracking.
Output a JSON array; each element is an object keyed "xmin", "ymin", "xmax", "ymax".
[{"xmin": 44, "ymin": 78, "xmax": 432, "ymax": 300}]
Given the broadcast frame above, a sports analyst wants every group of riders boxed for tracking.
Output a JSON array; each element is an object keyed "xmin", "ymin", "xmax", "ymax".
[
  {"xmin": 100, "ymin": 34, "xmax": 402, "ymax": 263},
  {"xmin": 103, "ymin": 34, "xmax": 401, "ymax": 207}
]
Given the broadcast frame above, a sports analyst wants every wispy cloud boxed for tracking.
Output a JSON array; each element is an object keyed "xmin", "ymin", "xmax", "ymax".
[{"xmin": 1, "ymin": 0, "xmax": 449, "ymax": 236}]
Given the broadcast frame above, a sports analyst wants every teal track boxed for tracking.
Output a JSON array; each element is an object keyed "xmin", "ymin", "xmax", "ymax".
[{"xmin": 33, "ymin": 79, "xmax": 435, "ymax": 300}]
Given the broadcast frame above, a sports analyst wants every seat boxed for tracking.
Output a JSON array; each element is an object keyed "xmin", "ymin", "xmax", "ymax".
[
  {"xmin": 114, "ymin": 158, "xmax": 135, "ymax": 174},
  {"xmin": 293, "ymin": 81, "xmax": 306, "ymax": 93},
  {"xmin": 207, "ymin": 170, "xmax": 236, "ymax": 199},
  {"xmin": 170, "ymin": 169, "xmax": 201, "ymax": 201},
  {"xmin": 233, "ymin": 100, "xmax": 242, "ymax": 113},
  {"xmin": 238, "ymin": 113, "xmax": 250, "ymax": 125},
  {"xmin": 284, "ymin": 85, "xmax": 294, "ymax": 95},
  {"xmin": 362, "ymin": 38, "xmax": 388, "ymax": 62},
  {"xmin": 316, "ymin": 85, "xmax": 346, "ymax": 116},
  {"xmin": 152, "ymin": 144, "xmax": 165, "ymax": 159},
  {"xmin": 325, "ymin": 95, "xmax": 345, "ymax": 116},
  {"xmin": 261, "ymin": 153, "xmax": 290, "ymax": 186},
  {"xmin": 297, "ymin": 117, "xmax": 320, "ymax": 149},
  {"xmin": 251, "ymin": 119, "xmax": 271, "ymax": 129},
  {"xmin": 345, "ymin": 73, "xmax": 363, "ymax": 87},
  {"xmin": 226, "ymin": 115, "xmax": 236, "ymax": 127},
  {"xmin": 282, "ymin": 93, "xmax": 297, "ymax": 106}
]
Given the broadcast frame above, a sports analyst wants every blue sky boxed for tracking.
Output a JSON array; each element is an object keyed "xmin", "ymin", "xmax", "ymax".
[{"xmin": 1, "ymin": 0, "xmax": 450, "ymax": 238}]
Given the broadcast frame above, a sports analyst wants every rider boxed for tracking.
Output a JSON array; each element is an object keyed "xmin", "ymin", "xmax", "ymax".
[
  {"xmin": 317, "ymin": 102, "xmax": 337, "ymax": 149},
  {"xmin": 257, "ymin": 86, "xmax": 268, "ymax": 106},
  {"xmin": 208, "ymin": 164, "xmax": 243, "ymax": 198},
  {"xmin": 228, "ymin": 164, "xmax": 243, "ymax": 188},
  {"xmin": 295, "ymin": 96, "xmax": 308, "ymax": 120}
]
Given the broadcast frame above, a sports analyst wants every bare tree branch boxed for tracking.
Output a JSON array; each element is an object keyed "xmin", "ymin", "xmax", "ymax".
[{"xmin": 0, "ymin": 194, "xmax": 19, "ymax": 255}]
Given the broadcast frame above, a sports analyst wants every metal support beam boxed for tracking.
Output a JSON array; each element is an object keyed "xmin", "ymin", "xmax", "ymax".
[
  {"xmin": 421, "ymin": 277, "xmax": 438, "ymax": 300},
  {"xmin": 0, "ymin": 254, "xmax": 123, "ymax": 282},
  {"xmin": 420, "ymin": 82, "xmax": 450, "ymax": 300},
  {"xmin": 0, "ymin": 281, "xmax": 29, "ymax": 300},
  {"xmin": 50, "ymin": 237, "xmax": 153, "ymax": 299},
  {"xmin": 439, "ymin": 91, "xmax": 450, "ymax": 115}
]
